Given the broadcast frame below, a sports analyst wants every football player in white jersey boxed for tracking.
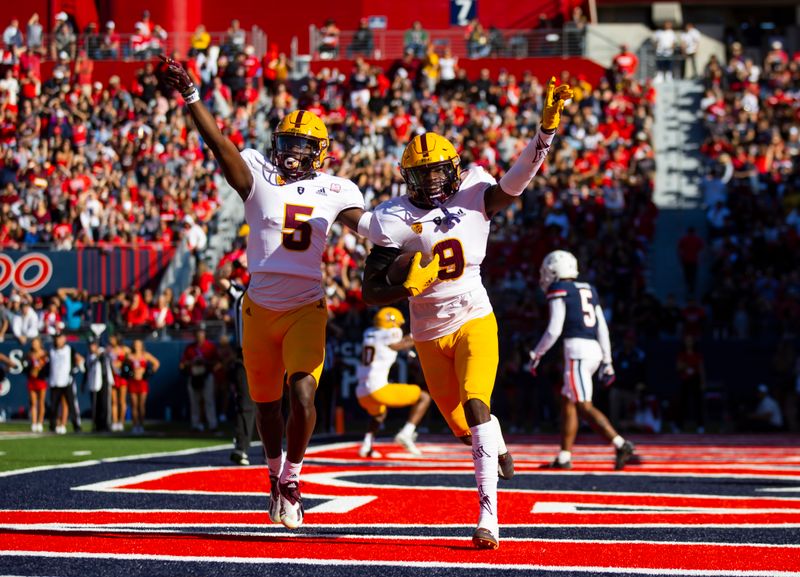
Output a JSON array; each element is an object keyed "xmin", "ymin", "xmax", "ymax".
[
  {"xmin": 529, "ymin": 250, "xmax": 636, "ymax": 470},
  {"xmin": 160, "ymin": 58, "xmax": 372, "ymax": 530},
  {"xmin": 356, "ymin": 307, "xmax": 431, "ymax": 458},
  {"xmin": 362, "ymin": 78, "xmax": 573, "ymax": 549}
]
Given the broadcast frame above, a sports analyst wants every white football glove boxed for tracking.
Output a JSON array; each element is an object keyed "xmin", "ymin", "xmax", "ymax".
[{"xmin": 528, "ymin": 351, "xmax": 541, "ymax": 376}]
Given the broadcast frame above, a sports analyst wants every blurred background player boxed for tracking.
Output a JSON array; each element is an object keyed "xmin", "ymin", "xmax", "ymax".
[
  {"xmin": 159, "ymin": 57, "xmax": 370, "ymax": 530},
  {"xmin": 356, "ymin": 307, "xmax": 431, "ymax": 458},
  {"xmin": 529, "ymin": 250, "xmax": 636, "ymax": 470},
  {"xmin": 127, "ymin": 339, "xmax": 160, "ymax": 435},
  {"xmin": 48, "ymin": 332, "xmax": 84, "ymax": 434},
  {"xmin": 218, "ymin": 276, "xmax": 256, "ymax": 466},
  {"xmin": 84, "ymin": 337, "xmax": 114, "ymax": 433},
  {"xmin": 362, "ymin": 77, "xmax": 572, "ymax": 550}
]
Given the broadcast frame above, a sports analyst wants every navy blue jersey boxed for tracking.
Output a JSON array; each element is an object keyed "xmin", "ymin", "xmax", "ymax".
[{"xmin": 546, "ymin": 280, "xmax": 600, "ymax": 340}]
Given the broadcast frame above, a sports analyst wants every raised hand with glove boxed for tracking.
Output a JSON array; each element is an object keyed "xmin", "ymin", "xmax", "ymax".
[
  {"xmin": 403, "ymin": 252, "xmax": 440, "ymax": 297},
  {"xmin": 158, "ymin": 55, "xmax": 199, "ymax": 103},
  {"xmin": 155, "ymin": 56, "xmax": 253, "ymax": 199},
  {"xmin": 491, "ymin": 76, "xmax": 574, "ymax": 212},
  {"xmin": 541, "ymin": 76, "xmax": 574, "ymax": 132}
]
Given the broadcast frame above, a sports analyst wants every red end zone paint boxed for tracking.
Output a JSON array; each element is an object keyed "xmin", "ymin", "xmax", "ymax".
[{"xmin": 2, "ymin": 439, "xmax": 800, "ymax": 574}]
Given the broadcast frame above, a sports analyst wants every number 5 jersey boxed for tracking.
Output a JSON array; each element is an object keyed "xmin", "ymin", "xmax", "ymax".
[
  {"xmin": 367, "ymin": 166, "xmax": 497, "ymax": 341},
  {"xmin": 240, "ymin": 148, "xmax": 365, "ymax": 310}
]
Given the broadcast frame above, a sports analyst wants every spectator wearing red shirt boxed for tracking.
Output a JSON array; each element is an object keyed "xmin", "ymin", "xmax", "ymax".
[
  {"xmin": 180, "ymin": 328, "xmax": 219, "ymax": 431},
  {"xmin": 675, "ymin": 336, "xmax": 706, "ymax": 432},
  {"xmin": 612, "ymin": 45, "xmax": 639, "ymax": 79},
  {"xmin": 677, "ymin": 226, "xmax": 704, "ymax": 297},
  {"xmin": 149, "ymin": 294, "xmax": 174, "ymax": 330},
  {"xmin": 123, "ymin": 292, "xmax": 150, "ymax": 328}
]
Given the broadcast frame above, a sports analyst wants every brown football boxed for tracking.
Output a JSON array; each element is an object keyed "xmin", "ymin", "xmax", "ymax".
[{"xmin": 386, "ymin": 252, "xmax": 414, "ymax": 285}]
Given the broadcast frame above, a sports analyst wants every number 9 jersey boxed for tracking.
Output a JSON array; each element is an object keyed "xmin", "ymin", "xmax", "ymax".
[
  {"xmin": 366, "ymin": 166, "xmax": 497, "ymax": 341},
  {"xmin": 240, "ymin": 148, "xmax": 365, "ymax": 311}
]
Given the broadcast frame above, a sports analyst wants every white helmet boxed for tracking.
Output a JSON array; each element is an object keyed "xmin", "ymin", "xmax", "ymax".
[{"xmin": 539, "ymin": 250, "xmax": 579, "ymax": 291}]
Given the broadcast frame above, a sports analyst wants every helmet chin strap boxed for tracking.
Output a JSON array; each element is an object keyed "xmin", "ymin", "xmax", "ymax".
[
  {"xmin": 433, "ymin": 198, "xmax": 461, "ymax": 228},
  {"xmin": 283, "ymin": 157, "xmax": 300, "ymax": 170}
]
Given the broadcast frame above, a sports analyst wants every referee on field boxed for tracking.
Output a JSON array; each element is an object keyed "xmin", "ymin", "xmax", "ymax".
[{"xmin": 220, "ymin": 278, "xmax": 256, "ymax": 465}]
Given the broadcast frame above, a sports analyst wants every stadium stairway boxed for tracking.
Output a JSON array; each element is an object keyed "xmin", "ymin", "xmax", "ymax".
[
  {"xmin": 648, "ymin": 79, "xmax": 709, "ymax": 303},
  {"xmin": 158, "ymin": 177, "xmax": 245, "ymax": 299},
  {"xmin": 205, "ymin": 176, "xmax": 246, "ymax": 268}
]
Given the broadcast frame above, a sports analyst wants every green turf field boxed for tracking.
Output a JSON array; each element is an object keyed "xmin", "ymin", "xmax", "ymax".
[{"xmin": 0, "ymin": 422, "xmax": 228, "ymax": 472}]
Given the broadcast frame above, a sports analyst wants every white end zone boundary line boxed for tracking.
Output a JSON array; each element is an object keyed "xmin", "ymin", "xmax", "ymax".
[{"xmin": 1, "ymin": 551, "xmax": 800, "ymax": 576}]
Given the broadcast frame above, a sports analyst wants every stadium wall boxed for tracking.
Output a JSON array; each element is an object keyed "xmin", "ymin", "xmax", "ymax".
[
  {"xmin": 0, "ymin": 248, "xmax": 175, "ymax": 297},
  {"xmin": 308, "ymin": 57, "xmax": 607, "ymax": 85},
  {"xmin": 0, "ymin": 337, "xmax": 785, "ymax": 428}
]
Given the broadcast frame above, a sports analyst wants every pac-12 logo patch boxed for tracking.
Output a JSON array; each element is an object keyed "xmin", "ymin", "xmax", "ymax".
[
  {"xmin": 297, "ymin": 187, "xmax": 305, "ymax": 195},
  {"xmin": 411, "ymin": 223, "xmax": 423, "ymax": 234}
]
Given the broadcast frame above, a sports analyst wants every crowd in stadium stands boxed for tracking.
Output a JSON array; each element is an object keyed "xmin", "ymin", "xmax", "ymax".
[
  {"xmin": 699, "ymin": 39, "xmax": 800, "ymax": 342},
  {"xmin": 6, "ymin": 12, "xmax": 794, "ymax": 433}
]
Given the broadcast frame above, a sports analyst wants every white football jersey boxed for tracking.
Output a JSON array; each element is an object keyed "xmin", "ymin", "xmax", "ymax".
[
  {"xmin": 368, "ymin": 166, "xmax": 496, "ymax": 341},
  {"xmin": 356, "ymin": 326, "xmax": 405, "ymax": 397},
  {"xmin": 241, "ymin": 148, "xmax": 364, "ymax": 310}
]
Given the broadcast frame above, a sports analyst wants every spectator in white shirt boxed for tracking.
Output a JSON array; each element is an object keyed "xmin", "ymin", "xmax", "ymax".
[
  {"xmin": 182, "ymin": 216, "xmax": 207, "ymax": 254},
  {"xmin": 681, "ymin": 23, "xmax": 701, "ymax": 78},
  {"xmin": 12, "ymin": 300, "xmax": 39, "ymax": 344},
  {"xmin": 653, "ymin": 21, "xmax": 677, "ymax": 83}
]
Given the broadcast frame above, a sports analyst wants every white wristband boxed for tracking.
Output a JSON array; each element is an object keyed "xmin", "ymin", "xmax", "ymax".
[{"xmin": 183, "ymin": 88, "xmax": 200, "ymax": 104}]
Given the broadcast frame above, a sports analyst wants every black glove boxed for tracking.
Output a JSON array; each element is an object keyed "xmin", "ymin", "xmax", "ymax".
[{"xmin": 599, "ymin": 362, "xmax": 616, "ymax": 388}]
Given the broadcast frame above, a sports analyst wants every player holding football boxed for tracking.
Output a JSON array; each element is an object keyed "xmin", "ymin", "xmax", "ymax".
[
  {"xmin": 362, "ymin": 78, "xmax": 572, "ymax": 549},
  {"xmin": 159, "ymin": 58, "xmax": 370, "ymax": 530},
  {"xmin": 529, "ymin": 250, "xmax": 636, "ymax": 470},
  {"xmin": 356, "ymin": 307, "xmax": 431, "ymax": 458}
]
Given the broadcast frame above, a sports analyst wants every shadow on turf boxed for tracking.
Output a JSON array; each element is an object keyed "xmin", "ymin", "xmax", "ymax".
[{"xmin": 6, "ymin": 529, "xmax": 477, "ymax": 550}]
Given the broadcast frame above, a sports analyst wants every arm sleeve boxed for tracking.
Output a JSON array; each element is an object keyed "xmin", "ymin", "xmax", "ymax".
[
  {"xmin": 596, "ymin": 304, "xmax": 612, "ymax": 363},
  {"xmin": 497, "ymin": 128, "xmax": 556, "ymax": 197},
  {"xmin": 357, "ymin": 211, "xmax": 373, "ymax": 238},
  {"xmin": 533, "ymin": 297, "xmax": 566, "ymax": 357},
  {"xmin": 367, "ymin": 209, "xmax": 402, "ymax": 248}
]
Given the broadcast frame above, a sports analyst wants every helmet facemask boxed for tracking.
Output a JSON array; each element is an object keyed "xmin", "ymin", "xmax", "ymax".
[
  {"xmin": 401, "ymin": 159, "xmax": 460, "ymax": 209},
  {"xmin": 271, "ymin": 134, "xmax": 326, "ymax": 182}
]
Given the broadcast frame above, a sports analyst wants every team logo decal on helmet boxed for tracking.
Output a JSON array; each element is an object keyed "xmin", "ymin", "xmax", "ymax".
[
  {"xmin": 400, "ymin": 133, "xmax": 461, "ymax": 209},
  {"xmin": 271, "ymin": 110, "xmax": 329, "ymax": 182},
  {"xmin": 374, "ymin": 307, "xmax": 405, "ymax": 329}
]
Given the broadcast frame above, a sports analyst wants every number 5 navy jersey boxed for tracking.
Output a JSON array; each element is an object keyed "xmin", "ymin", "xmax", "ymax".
[{"xmin": 546, "ymin": 280, "xmax": 600, "ymax": 340}]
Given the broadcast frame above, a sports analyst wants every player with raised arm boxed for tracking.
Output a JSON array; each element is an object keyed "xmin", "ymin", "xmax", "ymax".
[
  {"xmin": 362, "ymin": 77, "xmax": 572, "ymax": 549},
  {"xmin": 529, "ymin": 250, "xmax": 636, "ymax": 470},
  {"xmin": 356, "ymin": 307, "xmax": 432, "ymax": 458},
  {"xmin": 159, "ymin": 57, "xmax": 371, "ymax": 530}
]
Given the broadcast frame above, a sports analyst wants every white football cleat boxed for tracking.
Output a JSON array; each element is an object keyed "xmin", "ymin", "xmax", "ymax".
[
  {"xmin": 279, "ymin": 481, "xmax": 304, "ymax": 529},
  {"xmin": 394, "ymin": 431, "xmax": 422, "ymax": 456},
  {"xmin": 268, "ymin": 475, "xmax": 281, "ymax": 524},
  {"xmin": 358, "ymin": 445, "xmax": 383, "ymax": 458}
]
